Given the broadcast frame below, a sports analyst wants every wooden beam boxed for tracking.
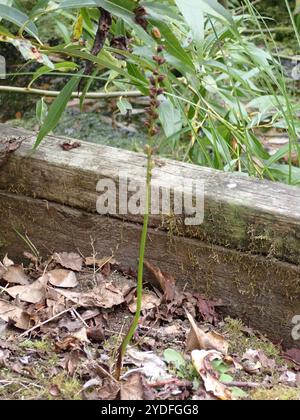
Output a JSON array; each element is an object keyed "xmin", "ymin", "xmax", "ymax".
[
  {"xmin": 0, "ymin": 191, "xmax": 300, "ymax": 348},
  {"xmin": 1, "ymin": 125, "xmax": 300, "ymax": 265}
]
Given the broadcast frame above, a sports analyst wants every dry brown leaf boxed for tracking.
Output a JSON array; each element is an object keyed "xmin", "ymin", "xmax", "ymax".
[
  {"xmin": 55, "ymin": 336, "xmax": 80, "ymax": 351},
  {"xmin": 72, "ymin": 327, "xmax": 90, "ymax": 343},
  {"xmin": 283, "ymin": 348, "xmax": 300, "ymax": 366},
  {"xmin": 241, "ymin": 349, "xmax": 275, "ymax": 374},
  {"xmin": 23, "ymin": 252, "xmax": 39, "ymax": 265},
  {"xmin": 2, "ymin": 265, "xmax": 29, "ymax": 285},
  {"xmin": 120, "ymin": 373, "xmax": 145, "ymax": 400},
  {"xmin": 186, "ymin": 311, "xmax": 228, "ymax": 355},
  {"xmin": 0, "ymin": 262, "xmax": 6, "ymax": 278},
  {"xmin": 241, "ymin": 349, "xmax": 262, "ymax": 374},
  {"xmin": 129, "ymin": 292, "xmax": 161, "ymax": 313},
  {"xmin": 224, "ymin": 355, "xmax": 243, "ymax": 371},
  {"xmin": 46, "ymin": 298, "xmax": 66, "ymax": 316},
  {"xmin": 144, "ymin": 260, "xmax": 176, "ymax": 302},
  {"xmin": 279, "ymin": 371, "xmax": 297, "ymax": 385},
  {"xmin": 53, "ymin": 252, "xmax": 83, "ymax": 272},
  {"xmin": 0, "ymin": 301, "xmax": 32, "ymax": 330},
  {"xmin": 89, "ymin": 379, "xmax": 120, "ymax": 400},
  {"xmin": 48, "ymin": 269, "xmax": 78, "ymax": 288},
  {"xmin": 85, "ymin": 256, "xmax": 115, "ymax": 268},
  {"xmin": 63, "ymin": 350, "xmax": 82, "ymax": 376},
  {"xmin": 49, "ymin": 385, "xmax": 60, "ymax": 397},
  {"xmin": 3, "ymin": 255, "xmax": 14, "ymax": 267},
  {"xmin": 60, "ymin": 142, "xmax": 81, "ymax": 151},
  {"xmin": 192, "ymin": 350, "xmax": 233, "ymax": 401},
  {"xmin": 54, "ymin": 283, "xmax": 124, "ymax": 309},
  {"xmin": 4, "ymin": 276, "xmax": 47, "ymax": 304}
]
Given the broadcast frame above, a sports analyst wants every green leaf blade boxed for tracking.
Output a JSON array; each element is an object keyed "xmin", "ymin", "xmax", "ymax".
[{"xmin": 34, "ymin": 73, "xmax": 82, "ymax": 149}]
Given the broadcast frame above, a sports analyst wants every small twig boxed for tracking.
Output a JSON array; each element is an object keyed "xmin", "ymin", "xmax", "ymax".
[
  {"xmin": 242, "ymin": 27, "xmax": 294, "ymax": 35},
  {"xmin": 96, "ymin": 363, "xmax": 119, "ymax": 384},
  {"xmin": 71, "ymin": 308, "xmax": 89, "ymax": 328},
  {"xmin": 90, "ymin": 237, "xmax": 98, "ymax": 284},
  {"xmin": 0, "ymin": 379, "xmax": 43, "ymax": 390},
  {"xmin": 222, "ymin": 381, "xmax": 261, "ymax": 389},
  {"xmin": 0, "ymin": 283, "xmax": 9, "ymax": 296},
  {"xmin": 19, "ymin": 307, "xmax": 72, "ymax": 338}
]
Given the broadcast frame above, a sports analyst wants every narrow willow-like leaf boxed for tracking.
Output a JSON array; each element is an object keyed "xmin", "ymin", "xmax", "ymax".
[
  {"xmin": 175, "ymin": 0, "xmax": 204, "ymax": 43},
  {"xmin": 30, "ymin": 61, "xmax": 78, "ymax": 87},
  {"xmin": 0, "ymin": 4, "xmax": 39, "ymax": 39},
  {"xmin": 34, "ymin": 73, "xmax": 82, "ymax": 148}
]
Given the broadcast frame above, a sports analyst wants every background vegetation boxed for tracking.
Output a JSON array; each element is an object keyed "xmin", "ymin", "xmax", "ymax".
[{"xmin": 0, "ymin": 0, "xmax": 299, "ymax": 184}]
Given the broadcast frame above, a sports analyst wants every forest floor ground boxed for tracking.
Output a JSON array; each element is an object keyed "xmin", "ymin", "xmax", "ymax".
[{"xmin": 0, "ymin": 249, "xmax": 300, "ymax": 401}]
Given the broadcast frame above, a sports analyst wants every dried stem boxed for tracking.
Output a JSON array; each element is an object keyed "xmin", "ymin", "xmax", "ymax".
[{"xmin": 83, "ymin": 8, "xmax": 112, "ymax": 78}]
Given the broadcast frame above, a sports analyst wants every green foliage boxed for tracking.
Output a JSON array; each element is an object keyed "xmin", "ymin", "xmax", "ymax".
[
  {"xmin": 34, "ymin": 73, "xmax": 82, "ymax": 147},
  {"xmin": 0, "ymin": 0, "xmax": 299, "ymax": 183},
  {"xmin": 36, "ymin": 97, "xmax": 48, "ymax": 125},
  {"xmin": 164, "ymin": 348, "xmax": 248, "ymax": 399},
  {"xmin": 0, "ymin": 4, "xmax": 39, "ymax": 39},
  {"xmin": 164, "ymin": 348, "xmax": 186, "ymax": 369}
]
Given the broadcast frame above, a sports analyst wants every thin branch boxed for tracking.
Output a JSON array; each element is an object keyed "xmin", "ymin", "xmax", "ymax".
[
  {"xmin": 0, "ymin": 85, "xmax": 142, "ymax": 99},
  {"xmin": 242, "ymin": 27, "xmax": 294, "ymax": 34},
  {"xmin": 222, "ymin": 381, "xmax": 261, "ymax": 389},
  {"xmin": 149, "ymin": 378, "xmax": 192, "ymax": 388}
]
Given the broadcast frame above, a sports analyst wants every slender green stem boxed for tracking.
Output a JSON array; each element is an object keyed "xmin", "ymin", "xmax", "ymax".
[
  {"xmin": 242, "ymin": 27, "xmax": 295, "ymax": 34},
  {"xmin": 116, "ymin": 147, "xmax": 152, "ymax": 380}
]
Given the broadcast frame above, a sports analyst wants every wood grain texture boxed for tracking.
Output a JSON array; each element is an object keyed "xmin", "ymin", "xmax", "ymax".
[
  {"xmin": 1, "ymin": 125, "xmax": 300, "ymax": 348},
  {"xmin": 0, "ymin": 191, "xmax": 299, "ymax": 348},
  {"xmin": 1, "ymin": 125, "xmax": 300, "ymax": 264}
]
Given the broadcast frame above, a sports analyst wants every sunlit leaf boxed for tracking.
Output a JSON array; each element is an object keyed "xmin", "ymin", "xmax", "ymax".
[
  {"xmin": 73, "ymin": 12, "xmax": 83, "ymax": 40},
  {"xmin": 164, "ymin": 348, "xmax": 186, "ymax": 369},
  {"xmin": 34, "ymin": 73, "xmax": 82, "ymax": 148},
  {"xmin": 159, "ymin": 97, "xmax": 182, "ymax": 138}
]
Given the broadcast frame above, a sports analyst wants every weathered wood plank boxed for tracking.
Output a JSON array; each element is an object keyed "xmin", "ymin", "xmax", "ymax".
[
  {"xmin": 0, "ymin": 191, "xmax": 299, "ymax": 348},
  {"xmin": 1, "ymin": 125, "xmax": 300, "ymax": 264}
]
